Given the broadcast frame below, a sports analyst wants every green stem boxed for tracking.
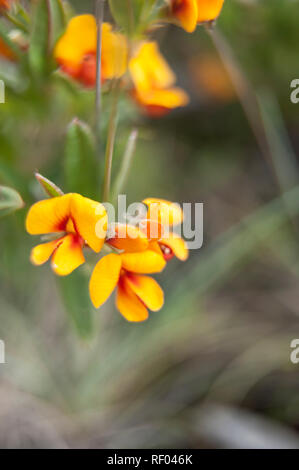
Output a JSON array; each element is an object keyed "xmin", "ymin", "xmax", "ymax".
[
  {"xmin": 95, "ymin": 0, "xmax": 105, "ymax": 141},
  {"xmin": 102, "ymin": 79, "xmax": 121, "ymax": 202},
  {"xmin": 113, "ymin": 128, "xmax": 138, "ymax": 202}
]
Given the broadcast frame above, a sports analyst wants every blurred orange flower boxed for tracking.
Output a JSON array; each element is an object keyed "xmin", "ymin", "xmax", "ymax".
[
  {"xmin": 54, "ymin": 15, "xmax": 128, "ymax": 88},
  {"xmin": 169, "ymin": 0, "xmax": 198, "ymax": 33},
  {"xmin": 196, "ymin": 0, "xmax": 225, "ymax": 24},
  {"xmin": 90, "ymin": 248, "xmax": 165, "ymax": 322},
  {"xmin": 0, "ymin": 0, "xmax": 13, "ymax": 12},
  {"xmin": 129, "ymin": 41, "xmax": 189, "ymax": 116},
  {"xmin": 142, "ymin": 198, "xmax": 189, "ymax": 261},
  {"xmin": 26, "ymin": 193, "xmax": 107, "ymax": 276},
  {"xmin": 0, "ymin": 36, "xmax": 15, "ymax": 60}
]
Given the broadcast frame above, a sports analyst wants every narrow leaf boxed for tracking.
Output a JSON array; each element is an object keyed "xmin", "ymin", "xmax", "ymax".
[
  {"xmin": 35, "ymin": 172, "xmax": 64, "ymax": 198},
  {"xmin": 0, "ymin": 186, "xmax": 24, "ymax": 217},
  {"xmin": 58, "ymin": 269, "xmax": 94, "ymax": 339}
]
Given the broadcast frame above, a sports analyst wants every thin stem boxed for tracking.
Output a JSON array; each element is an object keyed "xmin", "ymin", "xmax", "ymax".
[
  {"xmin": 102, "ymin": 80, "xmax": 121, "ymax": 202},
  {"xmin": 113, "ymin": 128, "xmax": 139, "ymax": 201},
  {"xmin": 4, "ymin": 12, "xmax": 28, "ymax": 33},
  {"xmin": 95, "ymin": 0, "xmax": 105, "ymax": 139}
]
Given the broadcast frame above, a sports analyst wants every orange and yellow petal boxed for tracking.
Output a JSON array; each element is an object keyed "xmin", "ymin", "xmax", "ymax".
[
  {"xmin": 159, "ymin": 233, "xmax": 189, "ymax": 261},
  {"xmin": 89, "ymin": 253, "xmax": 122, "ymax": 308},
  {"xmin": 69, "ymin": 194, "xmax": 107, "ymax": 253},
  {"xmin": 130, "ymin": 42, "xmax": 176, "ymax": 93},
  {"xmin": 116, "ymin": 277, "xmax": 149, "ymax": 322},
  {"xmin": 143, "ymin": 198, "xmax": 184, "ymax": 226},
  {"xmin": 125, "ymin": 273, "xmax": 164, "ymax": 312},
  {"xmin": 135, "ymin": 87, "xmax": 189, "ymax": 112},
  {"xmin": 51, "ymin": 234, "xmax": 85, "ymax": 276},
  {"xmin": 171, "ymin": 0, "xmax": 198, "ymax": 33},
  {"xmin": 54, "ymin": 15, "xmax": 97, "ymax": 75},
  {"xmin": 196, "ymin": 0, "xmax": 225, "ymax": 23},
  {"xmin": 139, "ymin": 219, "xmax": 164, "ymax": 242},
  {"xmin": 106, "ymin": 224, "xmax": 149, "ymax": 253},
  {"xmin": 54, "ymin": 17, "xmax": 127, "ymax": 85},
  {"xmin": 121, "ymin": 250, "xmax": 166, "ymax": 274},
  {"xmin": 26, "ymin": 194, "xmax": 73, "ymax": 235},
  {"xmin": 30, "ymin": 237, "xmax": 63, "ymax": 266}
]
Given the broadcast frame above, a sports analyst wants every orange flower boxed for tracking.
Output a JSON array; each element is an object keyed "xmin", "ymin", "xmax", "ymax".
[
  {"xmin": 0, "ymin": 36, "xmax": 15, "ymax": 61},
  {"xmin": 196, "ymin": 0, "xmax": 225, "ymax": 24},
  {"xmin": 142, "ymin": 198, "xmax": 189, "ymax": 262},
  {"xmin": 0, "ymin": 0, "xmax": 13, "ymax": 12},
  {"xmin": 54, "ymin": 15, "xmax": 128, "ymax": 88},
  {"xmin": 26, "ymin": 193, "xmax": 108, "ymax": 276},
  {"xmin": 169, "ymin": 0, "xmax": 198, "ymax": 33},
  {"xmin": 129, "ymin": 42, "xmax": 189, "ymax": 116},
  {"xmin": 89, "ymin": 250, "xmax": 165, "ymax": 322}
]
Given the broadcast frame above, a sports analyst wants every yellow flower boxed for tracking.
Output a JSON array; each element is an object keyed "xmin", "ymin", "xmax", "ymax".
[
  {"xmin": 169, "ymin": 0, "xmax": 198, "ymax": 33},
  {"xmin": 142, "ymin": 198, "xmax": 189, "ymax": 261},
  {"xmin": 89, "ymin": 237, "xmax": 166, "ymax": 321},
  {"xmin": 196, "ymin": 0, "xmax": 225, "ymax": 24},
  {"xmin": 54, "ymin": 15, "xmax": 128, "ymax": 88},
  {"xmin": 26, "ymin": 193, "xmax": 107, "ymax": 276},
  {"xmin": 129, "ymin": 42, "xmax": 189, "ymax": 116}
]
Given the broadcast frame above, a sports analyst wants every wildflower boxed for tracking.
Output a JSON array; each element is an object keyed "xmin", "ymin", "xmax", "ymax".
[
  {"xmin": 196, "ymin": 0, "xmax": 225, "ymax": 24},
  {"xmin": 54, "ymin": 15, "xmax": 128, "ymax": 88},
  {"xmin": 89, "ymin": 250, "xmax": 165, "ymax": 322},
  {"xmin": 142, "ymin": 198, "xmax": 189, "ymax": 261},
  {"xmin": 0, "ymin": 0, "xmax": 13, "ymax": 13},
  {"xmin": 169, "ymin": 0, "xmax": 198, "ymax": 33},
  {"xmin": 26, "ymin": 193, "xmax": 107, "ymax": 276},
  {"xmin": 0, "ymin": 36, "xmax": 15, "ymax": 61},
  {"xmin": 129, "ymin": 41, "xmax": 189, "ymax": 116}
]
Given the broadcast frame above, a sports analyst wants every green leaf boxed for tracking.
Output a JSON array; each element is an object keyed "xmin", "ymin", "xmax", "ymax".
[
  {"xmin": 0, "ymin": 186, "xmax": 24, "ymax": 217},
  {"xmin": 28, "ymin": 0, "xmax": 51, "ymax": 78},
  {"xmin": 64, "ymin": 119, "xmax": 98, "ymax": 199},
  {"xmin": 35, "ymin": 172, "xmax": 64, "ymax": 198},
  {"xmin": 109, "ymin": 0, "xmax": 157, "ymax": 36},
  {"xmin": 48, "ymin": 0, "xmax": 67, "ymax": 48},
  {"xmin": 58, "ymin": 269, "xmax": 94, "ymax": 339}
]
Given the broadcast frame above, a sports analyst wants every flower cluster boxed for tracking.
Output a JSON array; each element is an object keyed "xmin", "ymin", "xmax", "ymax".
[{"xmin": 26, "ymin": 194, "xmax": 188, "ymax": 322}]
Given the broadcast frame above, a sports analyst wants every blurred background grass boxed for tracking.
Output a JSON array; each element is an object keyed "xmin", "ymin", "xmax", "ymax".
[{"xmin": 1, "ymin": 0, "xmax": 299, "ymax": 448}]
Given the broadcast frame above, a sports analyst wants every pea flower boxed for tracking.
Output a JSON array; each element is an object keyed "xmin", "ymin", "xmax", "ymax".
[
  {"xmin": 142, "ymin": 198, "xmax": 189, "ymax": 261},
  {"xmin": 26, "ymin": 193, "xmax": 107, "ymax": 276},
  {"xmin": 54, "ymin": 15, "xmax": 128, "ymax": 88},
  {"xmin": 168, "ymin": 0, "xmax": 225, "ymax": 32},
  {"xmin": 168, "ymin": 0, "xmax": 198, "ymax": 33},
  {"xmin": 90, "ymin": 223, "xmax": 166, "ymax": 321},
  {"xmin": 129, "ymin": 41, "xmax": 189, "ymax": 116}
]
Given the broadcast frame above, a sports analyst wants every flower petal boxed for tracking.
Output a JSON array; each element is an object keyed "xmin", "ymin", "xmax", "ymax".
[
  {"xmin": 139, "ymin": 219, "xmax": 164, "ymax": 241},
  {"xmin": 116, "ymin": 277, "xmax": 149, "ymax": 322},
  {"xmin": 159, "ymin": 233, "xmax": 189, "ymax": 261},
  {"xmin": 26, "ymin": 194, "xmax": 72, "ymax": 235},
  {"xmin": 196, "ymin": 0, "xmax": 225, "ymax": 23},
  {"xmin": 51, "ymin": 234, "xmax": 85, "ymax": 276},
  {"xmin": 70, "ymin": 194, "xmax": 107, "ymax": 253},
  {"xmin": 89, "ymin": 253, "xmax": 122, "ymax": 308},
  {"xmin": 135, "ymin": 87, "xmax": 189, "ymax": 110},
  {"xmin": 143, "ymin": 198, "xmax": 184, "ymax": 226},
  {"xmin": 171, "ymin": 0, "xmax": 198, "ymax": 33},
  {"xmin": 121, "ymin": 250, "xmax": 166, "ymax": 274},
  {"xmin": 106, "ymin": 224, "xmax": 149, "ymax": 253},
  {"xmin": 125, "ymin": 274, "xmax": 164, "ymax": 312},
  {"xmin": 54, "ymin": 15, "xmax": 97, "ymax": 73},
  {"xmin": 130, "ymin": 42, "xmax": 175, "ymax": 93},
  {"xmin": 30, "ymin": 238, "xmax": 63, "ymax": 266}
]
